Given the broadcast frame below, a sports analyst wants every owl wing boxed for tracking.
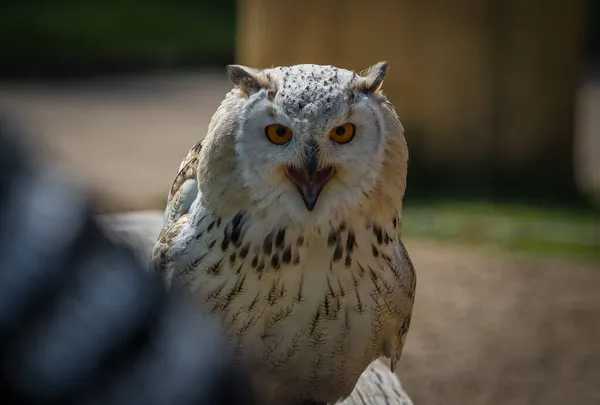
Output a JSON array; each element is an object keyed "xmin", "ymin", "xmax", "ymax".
[
  {"xmin": 384, "ymin": 239, "xmax": 417, "ymax": 373},
  {"xmin": 150, "ymin": 141, "xmax": 203, "ymax": 282},
  {"xmin": 158, "ymin": 140, "xmax": 203, "ymax": 240}
]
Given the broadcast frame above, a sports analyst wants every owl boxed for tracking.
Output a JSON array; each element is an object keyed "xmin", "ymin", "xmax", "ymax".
[{"xmin": 150, "ymin": 61, "xmax": 416, "ymax": 405}]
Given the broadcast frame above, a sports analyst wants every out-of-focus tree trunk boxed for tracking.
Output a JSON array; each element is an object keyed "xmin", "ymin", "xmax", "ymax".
[{"xmin": 236, "ymin": 0, "xmax": 585, "ymax": 203}]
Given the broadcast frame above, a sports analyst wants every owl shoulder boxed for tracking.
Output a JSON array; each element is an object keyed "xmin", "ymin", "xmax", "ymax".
[{"xmin": 160, "ymin": 140, "xmax": 203, "ymax": 237}]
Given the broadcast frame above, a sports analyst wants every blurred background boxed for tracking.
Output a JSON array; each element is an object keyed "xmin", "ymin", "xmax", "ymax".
[{"xmin": 0, "ymin": 0, "xmax": 599, "ymax": 404}]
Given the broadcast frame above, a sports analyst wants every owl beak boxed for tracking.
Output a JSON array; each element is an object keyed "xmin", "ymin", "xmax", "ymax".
[{"xmin": 286, "ymin": 159, "xmax": 334, "ymax": 212}]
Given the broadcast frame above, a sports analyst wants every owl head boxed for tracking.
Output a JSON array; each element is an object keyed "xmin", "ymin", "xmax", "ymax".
[{"xmin": 198, "ymin": 62, "xmax": 408, "ymax": 227}]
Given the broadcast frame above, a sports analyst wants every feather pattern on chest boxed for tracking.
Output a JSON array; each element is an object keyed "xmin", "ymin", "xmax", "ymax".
[{"xmin": 154, "ymin": 204, "xmax": 415, "ymax": 404}]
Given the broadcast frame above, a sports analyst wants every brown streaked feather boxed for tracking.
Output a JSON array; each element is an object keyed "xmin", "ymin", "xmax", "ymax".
[
  {"xmin": 388, "ymin": 239, "xmax": 416, "ymax": 374},
  {"xmin": 158, "ymin": 140, "xmax": 202, "ymax": 240},
  {"xmin": 169, "ymin": 140, "xmax": 202, "ymax": 199}
]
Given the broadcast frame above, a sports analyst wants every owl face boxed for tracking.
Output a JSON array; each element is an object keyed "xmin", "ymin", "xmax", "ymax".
[{"xmin": 228, "ymin": 63, "xmax": 394, "ymax": 225}]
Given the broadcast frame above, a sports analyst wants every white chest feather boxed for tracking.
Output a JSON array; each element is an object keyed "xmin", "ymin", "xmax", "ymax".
[{"xmin": 164, "ymin": 209, "xmax": 415, "ymax": 403}]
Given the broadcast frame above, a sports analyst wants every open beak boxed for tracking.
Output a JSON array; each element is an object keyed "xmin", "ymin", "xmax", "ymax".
[{"xmin": 285, "ymin": 144, "xmax": 334, "ymax": 211}]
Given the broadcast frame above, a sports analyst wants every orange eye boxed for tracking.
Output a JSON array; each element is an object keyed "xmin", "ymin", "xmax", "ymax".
[
  {"xmin": 265, "ymin": 124, "xmax": 293, "ymax": 145},
  {"xmin": 329, "ymin": 123, "xmax": 355, "ymax": 144}
]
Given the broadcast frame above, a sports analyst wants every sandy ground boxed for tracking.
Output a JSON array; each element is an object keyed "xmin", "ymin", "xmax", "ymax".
[
  {"xmin": 0, "ymin": 72, "xmax": 232, "ymax": 209},
  {"xmin": 2, "ymin": 72, "xmax": 600, "ymax": 404},
  {"xmin": 400, "ymin": 241, "xmax": 600, "ymax": 405}
]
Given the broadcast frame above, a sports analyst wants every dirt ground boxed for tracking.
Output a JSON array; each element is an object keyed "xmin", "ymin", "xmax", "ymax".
[
  {"xmin": 400, "ymin": 241, "xmax": 600, "ymax": 405},
  {"xmin": 2, "ymin": 73, "xmax": 600, "ymax": 404}
]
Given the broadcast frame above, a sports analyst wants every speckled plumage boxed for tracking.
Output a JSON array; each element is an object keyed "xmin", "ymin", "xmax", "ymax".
[{"xmin": 150, "ymin": 62, "xmax": 416, "ymax": 405}]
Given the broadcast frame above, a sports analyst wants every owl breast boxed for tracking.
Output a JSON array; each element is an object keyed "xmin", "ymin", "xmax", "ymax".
[{"xmin": 171, "ymin": 209, "xmax": 415, "ymax": 405}]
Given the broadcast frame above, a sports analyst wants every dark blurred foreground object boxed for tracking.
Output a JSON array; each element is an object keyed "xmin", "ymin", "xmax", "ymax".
[{"xmin": 0, "ymin": 119, "xmax": 256, "ymax": 405}]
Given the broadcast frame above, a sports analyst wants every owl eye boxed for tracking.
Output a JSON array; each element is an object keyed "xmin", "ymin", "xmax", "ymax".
[
  {"xmin": 329, "ymin": 123, "xmax": 356, "ymax": 144},
  {"xmin": 265, "ymin": 124, "xmax": 293, "ymax": 145}
]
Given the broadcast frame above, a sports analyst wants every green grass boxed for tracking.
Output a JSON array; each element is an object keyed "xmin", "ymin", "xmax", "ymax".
[{"xmin": 403, "ymin": 201, "xmax": 600, "ymax": 263}]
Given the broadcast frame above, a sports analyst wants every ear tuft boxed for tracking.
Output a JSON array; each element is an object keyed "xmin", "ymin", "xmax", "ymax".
[
  {"xmin": 358, "ymin": 61, "xmax": 389, "ymax": 94},
  {"xmin": 225, "ymin": 64, "xmax": 264, "ymax": 95}
]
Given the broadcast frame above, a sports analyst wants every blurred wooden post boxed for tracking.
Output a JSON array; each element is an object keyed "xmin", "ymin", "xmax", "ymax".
[{"xmin": 236, "ymin": 0, "xmax": 585, "ymax": 202}]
